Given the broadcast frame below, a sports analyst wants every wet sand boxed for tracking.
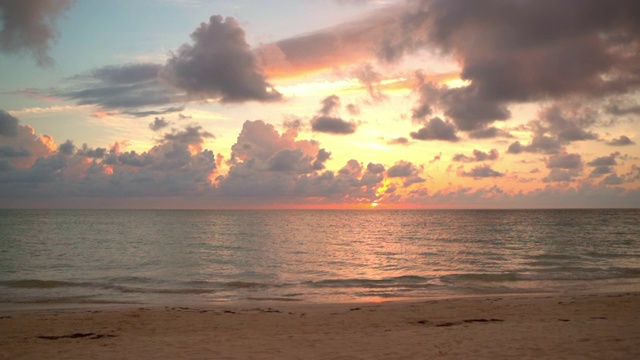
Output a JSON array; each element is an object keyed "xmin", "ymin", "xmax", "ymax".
[{"xmin": 2, "ymin": 292, "xmax": 639, "ymax": 359}]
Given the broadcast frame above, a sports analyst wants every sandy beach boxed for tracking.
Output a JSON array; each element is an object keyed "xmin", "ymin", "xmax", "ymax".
[{"xmin": 2, "ymin": 292, "xmax": 639, "ymax": 359}]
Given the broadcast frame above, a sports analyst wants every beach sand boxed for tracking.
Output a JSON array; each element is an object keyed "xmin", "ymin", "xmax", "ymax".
[{"xmin": 2, "ymin": 292, "xmax": 639, "ymax": 359}]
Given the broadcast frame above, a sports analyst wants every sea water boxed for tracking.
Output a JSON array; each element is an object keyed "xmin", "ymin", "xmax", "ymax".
[{"xmin": 1, "ymin": 209, "xmax": 639, "ymax": 306}]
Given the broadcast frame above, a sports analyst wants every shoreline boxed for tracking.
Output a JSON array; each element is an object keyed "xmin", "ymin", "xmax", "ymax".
[{"xmin": 3, "ymin": 291, "xmax": 639, "ymax": 359}]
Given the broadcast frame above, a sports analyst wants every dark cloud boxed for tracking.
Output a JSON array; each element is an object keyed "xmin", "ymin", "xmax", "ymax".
[
  {"xmin": 149, "ymin": 117, "xmax": 170, "ymax": 132},
  {"xmin": 61, "ymin": 63, "xmax": 181, "ymax": 111},
  {"xmin": 547, "ymin": 153, "xmax": 583, "ymax": 169},
  {"xmin": 452, "ymin": 149, "xmax": 499, "ymax": 163},
  {"xmin": 385, "ymin": 0, "xmax": 640, "ymax": 131},
  {"xmin": 76, "ymin": 144, "xmax": 106, "ymax": 159},
  {"xmin": 602, "ymin": 173, "xmax": 625, "ymax": 185},
  {"xmin": 163, "ymin": 125, "xmax": 214, "ymax": 146},
  {"xmin": 607, "ymin": 135, "xmax": 636, "ymax": 146},
  {"xmin": 312, "ymin": 148, "xmax": 332, "ymax": 171},
  {"xmin": 266, "ymin": 149, "xmax": 313, "ymax": 173},
  {"xmin": 386, "ymin": 161, "xmax": 425, "ymax": 187},
  {"xmin": 0, "ymin": 110, "xmax": 19, "ymax": 137},
  {"xmin": 0, "ymin": 146, "xmax": 30, "ymax": 158},
  {"xmin": 468, "ymin": 126, "xmax": 512, "ymax": 139},
  {"xmin": 410, "ymin": 117, "xmax": 459, "ymax": 142},
  {"xmin": 387, "ymin": 161, "xmax": 416, "ymax": 177},
  {"xmin": 543, "ymin": 169, "xmax": 577, "ymax": 183},
  {"xmin": 319, "ymin": 95, "xmax": 341, "ymax": 116},
  {"xmin": 58, "ymin": 139, "xmax": 75, "ymax": 156},
  {"xmin": 161, "ymin": 15, "xmax": 281, "ymax": 103},
  {"xmin": 125, "ymin": 106, "xmax": 185, "ymax": 118},
  {"xmin": 459, "ymin": 165, "xmax": 504, "ymax": 178},
  {"xmin": 605, "ymin": 102, "xmax": 640, "ymax": 116},
  {"xmin": 507, "ymin": 133, "xmax": 563, "ymax": 155},
  {"xmin": 366, "ymin": 162, "xmax": 385, "ymax": 174},
  {"xmin": 88, "ymin": 63, "xmax": 162, "ymax": 85},
  {"xmin": 0, "ymin": 0, "xmax": 73, "ymax": 65},
  {"xmin": 589, "ymin": 166, "xmax": 613, "ymax": 178},
  {"xmin": 311, "ymin": 116, "xmax": 357, "ymax": 135},
  {"xmin": 311, "ymin": 95, "xmax": 358, "ymax": 135},
  {"xmin": 388, "ymin": 137, "xmax": 409, "ymax": 145},
  {"xmin": 537, "ymin": 104, "xmax": 598, "ymax": 142},
  {"xmin": 587, "ymin": 152, "xmax": 619, "ymax": 167}
]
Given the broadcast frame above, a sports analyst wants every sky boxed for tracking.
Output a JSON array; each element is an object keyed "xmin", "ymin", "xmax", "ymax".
[{"xmin": 0, "ymin": 0, "xmax": 639, "ymax": 209}]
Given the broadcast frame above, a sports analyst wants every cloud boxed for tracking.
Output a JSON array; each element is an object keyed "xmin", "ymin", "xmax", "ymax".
[
  {"xmin": 163, "ymin": 125, "xmax": 214, "ymax": 146},
  {"xmin": 607, "ymin": 135, "xmax": 636, "ymax": 146},
  {"xmin": 543, "ymin": 169, "xmax": 577, "ymax": 183},
  {"xmin": 351, "ymin": 63, "xmax": 387, "ymax": 102},
  {"xmin": 0, "ymin": 0, "xmax": 74, "ymax": 65},
  {"xmin": 452, "ymin": 149, "xmax": 499, "ymax": 163},
  {"xmin": 0, "ymin": 110, "xmax": 19, "ymax": 137},
  {"xmin": 311, "ymin": 116, "xmax": 357, "ymax": 135},
  {"xmin": 602, "ymin": 173, "xmax": 625, "ymax": 185},
  {"xmin": 161, "ymin": 15, "xmax": 281, "ymax": 103},
  {"xmin": 587, "ymin": 152, "xmax": 619, "ymax": 167},
  {"xmin": 386, "ymin": 160, "xmax": 425, "ymax": 187},
  {"xmin": 388, "ymin": 137, "xmax": 409, "ymax": 145},
  {"xmin": 410, "ymin": 117, "xmax": 459, "ymax": 142},
  {"xmin": 312, "ymin": 148, "xmax": 332, "ymax": 170},
  {"xmin": 217, "ymin": 121, "xmax": 382, "ymax": 203},
  {"xmin": 125, "ymin": 106, "xmax": 185, "ymax": 118},
  {"xmin": 459, "ymin": 165, "xmax": 504, "ymax": 178},
  {"xmin": 310, "ymin": 95, "xmax": 358, "ymax": 135},
  {"xmin": 60, "ymin": 63, "xmax": 182, "ymax": 111},
  {"xmin": 468, "ymin": 127, "xmax": 512, "ymax": 139},
  {"xmin": 384, "ymin": 0, "xmax": 640, "ymax": 131},
  {"xmin": 256, "ymin": 6, "xmax": 401, "ymax": 79},
  {"xmin": 149, "ymin": 117, "xmax": 170, "ymax": 131},
  {"xmin": 547, "ymin": 153, "xmax": 583, "ymax": 169},
  {"xmin": 507, "ymin": 135, "xmax": 562, "ymax": 155}
]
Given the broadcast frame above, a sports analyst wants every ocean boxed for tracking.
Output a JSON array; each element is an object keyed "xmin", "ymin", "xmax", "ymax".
[{"xmin": 1, "ymin": 209, "xmax": 639, "ymax": 306}]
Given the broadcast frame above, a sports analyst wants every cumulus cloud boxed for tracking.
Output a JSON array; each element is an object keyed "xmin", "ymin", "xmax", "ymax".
[
  {"xmin": 468, "ymin": 127, "xmax": 512, "ymax": 139},
  {"xmin": 0, "ymin": 0, "xmax": 74, "ymax": 65},
  {"xmin": 607, "ymin": 135, "xmax": 636, "ymax": 146},
  {"xmin": 218, "ymin": 121, "xmax": 382, "ymax": 203},
  {"xmin": 383, "ymin": 0, "xmax": 640, "ymax": 132},
  {"xmin": 161, "ymin": 15, "xmax": 281, "ymax": 103},
  {"xmin": 149, "ymin": 117, "xmax": 170, "ymax": 131},
  {"xmin": 0, "ymin": 110, "xmax": 19, "ymax": 137},
  {"xmin": 410, "ymin": 117, "xmax": 459, "ymax": 142},
  {"xmin": 452, "ymin": 149, "xmax": 499, "ymax": 163},
  {"xmin": 312, "ymin": 116, "xmax": 357, "ymax": 135},
  {"xmin": 310, "ymin": 95, "xmax": 358, "ymax": 135},
  {"xmin": 587, "ymin": 152, "xmax": 619, "ymax": 167},
  {"xmin": 547, "ymin": 153, "xmax": 583, "ymax": 169},
  {"xmin": 459, "ymin": 165, "xmax": 504, "ymax": 179},
  {"xmin": 386, "ymin": 160, "xmax": 425, "ymax": 187}
]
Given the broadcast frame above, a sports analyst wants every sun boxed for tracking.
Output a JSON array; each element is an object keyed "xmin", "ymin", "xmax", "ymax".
[{"xmin": 371, "ymin": 201, "xmax": 379, "ymax": 208}]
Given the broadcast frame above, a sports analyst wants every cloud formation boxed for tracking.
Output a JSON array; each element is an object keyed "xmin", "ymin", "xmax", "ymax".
[
  {"xmin": 410, "ymin": 117, "xmax": 458, "ymax": 142},
  {"xmin": 311, "ymin": 95, "xmax": 358, "ymax": 135},
  {"xmin": 0, "ymin": 0, "xmax": 74, "ymax": 65},
  {"xmin": 60, "ymin": 63, "xmax": 182, "ymax": 112},
  {"xmin": 161, "ymin": 16, "xmax": 281, "ymax": 103},
  {"xmin": 384, "ymin": 0, "xmax": 640, "ymax": 132}
]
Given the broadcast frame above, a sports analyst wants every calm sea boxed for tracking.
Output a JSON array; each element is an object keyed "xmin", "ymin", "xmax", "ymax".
[{"xmin": 1, "ymin": 209, "xmax": 639, "ymax": 306}]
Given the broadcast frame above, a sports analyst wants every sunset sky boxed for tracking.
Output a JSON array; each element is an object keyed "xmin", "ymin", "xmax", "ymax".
[{"xmin": 1, "ymin": 0, "xmax": 639, "ymax": 209}]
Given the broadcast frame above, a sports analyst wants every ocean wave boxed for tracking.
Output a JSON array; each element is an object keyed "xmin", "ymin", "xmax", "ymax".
[{"xmin": 0, "ymin": 279, "xmax": 88, "ymax": 289}]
